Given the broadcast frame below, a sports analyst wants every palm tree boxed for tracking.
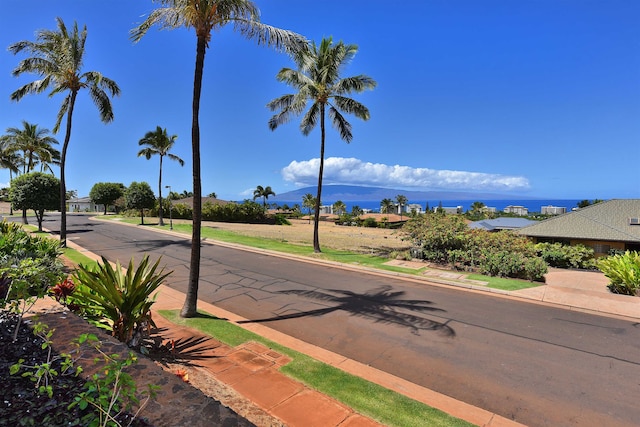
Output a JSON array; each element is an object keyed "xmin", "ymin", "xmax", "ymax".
[
  {"xmin": 9, "ymin": 18, "xmax": 120, "ymax": 247},
  {"xmin": 2, "ymin": 122, "xmax": 60, "ymax": 223},
  {"xmin": 380, "ymin": 198, "xmax": 394, "ymax": 214},
  {"xmin": 0, "ymin": 137, "xmax": 21, "ymax": 216},
  {"xmin": 267, "ymin": 37, "xmax": 376, "ymax": 253},
  {"xmin": 0, "ymin": 138, "xmax": 21, "ymax": 176},
  {"xmin": 396, "ymin": 194, "xmax": 408, "ymax": 219},
  {"xmin": 131, "ymin": 0, "xmax": 306, "ymax": 318},
  {"xmin": 302, "ymin": 193, "xmax": 315, "ymax": 224},
  {"xmin": 332, "ymin": 200, "xmax": 346, "ymax": 216},
  {"xmin": 138, "ymin": 126, "xmax": 185, "ymax": 226},
  {"xmin": 2, "ymin": 121, "xmax": 60, "ymax": 174},
  {"xmin": 252, "ymin": 185, "xmax": 275, "ymax": 208}
]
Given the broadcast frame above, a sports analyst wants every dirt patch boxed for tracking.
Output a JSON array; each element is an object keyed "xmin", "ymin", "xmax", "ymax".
[{"xmin": 200, "ymin": 218, "xmax": 411, "ymax": 255}]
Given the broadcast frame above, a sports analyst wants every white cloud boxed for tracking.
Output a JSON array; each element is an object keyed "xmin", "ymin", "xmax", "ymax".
[{"xmin": 282, "ymin": 157, "xmax": 530, "ymax": 192}]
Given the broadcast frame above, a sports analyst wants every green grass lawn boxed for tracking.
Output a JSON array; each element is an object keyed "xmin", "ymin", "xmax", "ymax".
[{"xmin": 159, "ymin": 309, "xmax": 473, "ymax": 427}]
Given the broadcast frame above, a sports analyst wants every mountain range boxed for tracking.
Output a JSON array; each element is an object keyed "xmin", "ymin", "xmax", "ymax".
[{"xmin": 269, "ymin": 185, "xmax": 534, "ymax": 203}]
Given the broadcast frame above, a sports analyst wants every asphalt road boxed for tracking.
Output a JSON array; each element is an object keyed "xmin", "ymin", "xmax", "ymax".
[{"xmin": 31, "ymin": 213, "xmax": 640, "ymax": 426}]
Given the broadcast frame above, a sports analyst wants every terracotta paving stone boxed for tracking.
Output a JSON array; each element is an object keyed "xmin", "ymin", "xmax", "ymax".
[
  {"xmin": 338, "ymin": 414, "xmax": 385, "ymax": 427},
  {"xmin": 227, "ymin": 349, "xmax": 275, "ymax": 371},
  {"xmin": 270, "ymin": 389, "xmax": 352, "ymax": 427},
  {"xmin": 242, "ymin": 341, "xmax": 272, "ymax": 354},
  {"xmin": 213, "ymin": 364, "xmax": 255, "ymax": 386},
  {"xmin": 230, "ymin": 369, "xmax": 305, "ymax": 409},
  {"xmin": 197, "ymin": 356, "xmax": 237, "ymax": 373}
]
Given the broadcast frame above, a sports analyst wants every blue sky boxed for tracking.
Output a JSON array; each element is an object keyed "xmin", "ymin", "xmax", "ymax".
[{"xmin": 1, "ymin": 0, "xmax": 639, "ymax": 201}]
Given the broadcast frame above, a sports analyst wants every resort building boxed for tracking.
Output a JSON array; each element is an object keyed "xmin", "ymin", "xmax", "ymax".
[
  {"xmin": 541, "ymin": 205, "xmax": 567, "ymax": 215},
  {"xmin": 504, "ymin": 205, "xmax": 529, "ymax": 216}
]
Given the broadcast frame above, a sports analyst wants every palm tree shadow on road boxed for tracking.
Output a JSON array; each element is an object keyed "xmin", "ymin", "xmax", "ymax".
[{"xmin": 238, "ymin": 285, "xmax": 455, "ymax": 337}]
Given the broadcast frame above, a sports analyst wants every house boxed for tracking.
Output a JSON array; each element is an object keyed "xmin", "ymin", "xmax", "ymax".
[
  {"xmin": 469, "ymin": 217, "xmax": 537, "ymax": 231},
  {"xmin": 68, "ymin": 197, "xmax": 103, "ymax": 213},
  {"xmin": 516, "ymin": 199, "xmax": 640, "ymax": 256},
  {"xmin": 435, "ymin": 206, "xmax": 463, "ymax": 214},
  {"xmin": 406, "ymin": 203, "xmax": 423, "ymax": 214}
]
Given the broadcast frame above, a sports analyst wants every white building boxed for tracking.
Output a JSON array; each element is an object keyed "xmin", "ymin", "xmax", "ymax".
[
  {"xmin": 541, "ymin": 205, "xmax": 567, "ymax": 215},
  {"xmin": 68, "ymin": 197, "xmax": 103, "ymax": 213},
  {"xmin": 504, "ymin": 205, "xmax": 529, "ymax": 216}
]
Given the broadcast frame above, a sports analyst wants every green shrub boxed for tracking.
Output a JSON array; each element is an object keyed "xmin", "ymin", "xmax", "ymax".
[
  {"xmin": 69, "ymin": 255, "xmax": 172, "ymax": 347},
  {"xmin": 535, "ymin": 242, "xmax": 596, "ymax": 269},
  {"xmin": 274, "ymin": 214, "xmax": 291, "ymax": 225},
  {"xmin": 0, "ymin": 220, "xmax": 65, "ymax": 340},
  {"xmin": 597, "ymin": 251, "xmax": 640, "ymax": 295},
  {"xmin": 402, "ymin": 214, "xmax": 547, "ymax": 281},
  {"xmin": 363, "ymin": 217, "xmax": 378, "ymax": 228}
]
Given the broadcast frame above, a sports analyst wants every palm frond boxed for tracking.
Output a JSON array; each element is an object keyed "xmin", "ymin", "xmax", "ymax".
[
  {"xmin": 88, "ymin": 86, "xmax": 115, "ymax": 123},
  {"xmin": 234, "ymin": 20, "xmax": 307, "ymax": 54},
  {"xmin": 300, "ymin": 102, "xmax": 321, "ymax": 135},
  {"xmin": 266, "ymin": 93, "xmax": 295, "ymax": 112},
  {"xmin": 53, "ymin": 95, "xmax": 71, "ymax": 134},
  {"xmin": 328, "ymin": 106, "xmax": 353, "ymax": 142},
  {"xmin": 334, "ymin": 75, "xmax": 377, "ymax": 94},
  {"xmin": 333, "ymin": 96, "xmax": 370, "ymax": 120}
]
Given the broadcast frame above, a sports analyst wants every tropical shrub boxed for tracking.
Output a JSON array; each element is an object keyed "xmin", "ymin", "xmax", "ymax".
[
  {"xmin": 69, "ymin": 255, "xmax": 172, "ymax": 347},
  {"xmin": 597, "ymin": 251, "xmax": 640, "ymax": 295},
  {"xmin": 363, "ymin": 217, "xmax": 378, "ymax": 228},
  {"xmin": 402, "ymin": 213, "xmax": 547, "ymax": 281},
  {"xmin": 535, "ymin": 242, "xmax": 596, "ymax": 269},
  {"xmin": 0, "ymin": 220, "xmax": 65, "ymax": 340},
  {"xmin": 273, "ymin": 214, "xmax": 291, "ymax": 225}
]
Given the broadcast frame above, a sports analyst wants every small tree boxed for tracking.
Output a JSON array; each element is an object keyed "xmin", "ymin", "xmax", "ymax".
[
  {"xmin": 125, "ymin": 182, "xmax": 155, "ymax": 225},
  {"xmin": 9, "ymin": 172, "xmax": 60, "ymax": 231},
  {"xmin": 89, "ymin": 182, "xmax": 125, "ymax": 215},
  {"xmin": 253, "ymin": 185, "xmax": 276, "ymax": 208},
  {"xmin": 332, "ymin": 200, "xmax": 346, "ymax": 216}
]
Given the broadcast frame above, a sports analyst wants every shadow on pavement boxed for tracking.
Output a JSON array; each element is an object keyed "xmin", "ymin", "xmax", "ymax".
[{"xmin": 238, "ymin": 285, "xmax": 455, "ymax": 337}]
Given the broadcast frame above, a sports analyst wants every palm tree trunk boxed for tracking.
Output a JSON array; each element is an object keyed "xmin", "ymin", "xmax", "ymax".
[
  {"xmin": 158, "ymin": 155, "xmax": 164, "ymax": 226},
  {"xmin": 59, "ymin": 91, "xmax": 77, "ymax": 248},
  {"xmin": 313, "ymin": 106, "xmax": 326, "ymax": 253},
  {"xmin": 181, "ymin": 36, "xmax": 207, "ymax": 318}
]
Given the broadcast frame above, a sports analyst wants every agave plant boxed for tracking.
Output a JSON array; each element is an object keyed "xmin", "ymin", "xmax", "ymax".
[{"xmin": 71, "ymin": 255, "xmax": 172, "ymax": 346}]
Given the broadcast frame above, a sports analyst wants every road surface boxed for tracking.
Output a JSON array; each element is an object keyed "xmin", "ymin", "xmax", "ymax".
[{"xmin": 32, "ymin": 214, "xmax": 640, "ymax": 426}]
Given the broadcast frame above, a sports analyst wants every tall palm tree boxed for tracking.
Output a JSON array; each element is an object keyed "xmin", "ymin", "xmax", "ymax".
[
  {"xmin": 252, "ymin": 185, "xmax": 275, "ymax": 208},
  {"xmin": 380, "ymin": 198, "xmax": 394, "ymax": 214},
  {"xmin": 267, "ymin": 37, "xmax": 376, "ymax": 253},
  {"xmin": 138, "ymin": 126, "xmax": 185, "ymax": 226},
  {"xmin": 9, "ymin": 18, "xmax": 120, "ymax": 247},
  {"xmin": 396, "ymin": 194, "xmax": 408, "ymax": 219},
  {"xmin": 3, "ymin": 121, "xmax": 60, "ymax": 174},
  {"xmin": 131, "ymin": 0, "xmax": 306, "ymax": 318},
  {"xmin": 302, "ymin": 193, "xmax": 316, "ymax": 224}
]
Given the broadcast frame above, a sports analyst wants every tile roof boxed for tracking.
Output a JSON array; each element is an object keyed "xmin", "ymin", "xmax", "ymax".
[{"xmin": 516, "ymin": 199, "xmax": 640, "ymax": 243}]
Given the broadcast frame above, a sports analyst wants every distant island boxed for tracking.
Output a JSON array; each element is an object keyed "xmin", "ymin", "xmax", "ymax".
[{"xmin": 269, "ymin": 185, "xmax": 538, "ymax": 203}]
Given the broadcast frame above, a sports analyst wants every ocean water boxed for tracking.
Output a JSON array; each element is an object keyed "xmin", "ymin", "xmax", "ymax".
[{"xmin": 276, "ymin": 199, "xmax": 584, "ymax": 214}]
